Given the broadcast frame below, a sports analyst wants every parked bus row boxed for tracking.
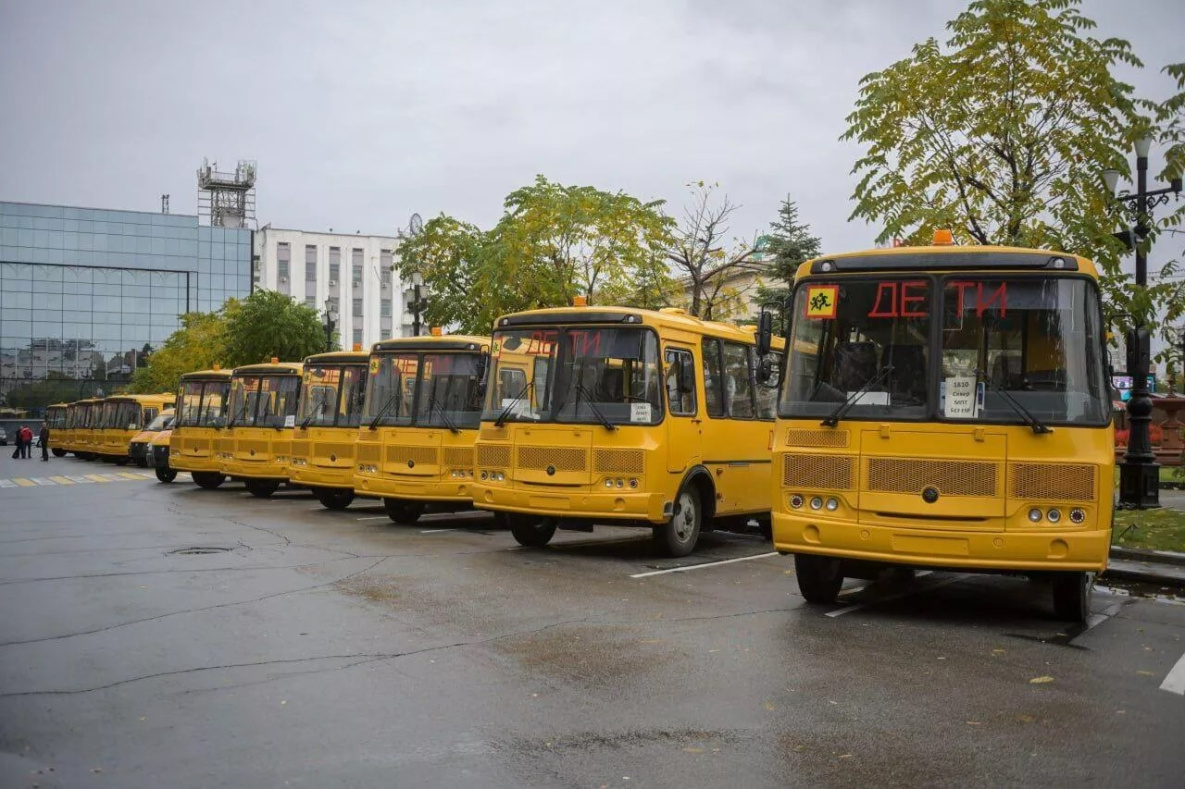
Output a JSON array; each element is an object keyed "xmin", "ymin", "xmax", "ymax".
[
  {"xmin": 46, "ymin": 395, "xmax": 175, "ymax": 467},
  {"xmin": 44, "ymin": 237, "xmax": 1116, "ymax": 622}
]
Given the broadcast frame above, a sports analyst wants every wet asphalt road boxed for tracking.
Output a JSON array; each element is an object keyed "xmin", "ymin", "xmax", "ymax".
[{"xmin": 1, "ymin": 453, "xmax": 1184, "ymax": 788}]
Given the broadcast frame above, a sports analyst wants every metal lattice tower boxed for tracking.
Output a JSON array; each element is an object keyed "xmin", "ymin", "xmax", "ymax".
[{"xmin": 197, "ymin": 159, "xmax": 257, "ymax": 228}]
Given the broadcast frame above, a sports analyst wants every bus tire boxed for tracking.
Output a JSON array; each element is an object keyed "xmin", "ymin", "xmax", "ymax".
[
  {"xmin": 317, "ymin": 488, "xmax": 355, "ymax": 510},
  {"xmin": 794, "ymin": 553, "xmax": 844, "ymax": 604},
  {"xmin": 1051, "ymin": 571, "xmax": 1091, "ymax": 624},
  {"xmin": 155, "ymin": 468, "xmax": 178, "ymax": 483},
  {"xmin": 384, "ymin": 499, "xmax": 425, "ymax": 524},
  {"xmin": 245, "ymin": 479, "xmax": 281, "ymax": 498},
  {"xmin": 509, "ymin": 515, "xmax": 557, "ymax": 547},
  {"xmin": 192, "ymin": 472, "xmax": 226, "ymax": 490},
  {"xmin": 52, "ymin": 448, "xmax": 67, "ymax": 457},
  {"xmin": 654, "ymin": 486, "xmax": 702, "ymax": 557}
]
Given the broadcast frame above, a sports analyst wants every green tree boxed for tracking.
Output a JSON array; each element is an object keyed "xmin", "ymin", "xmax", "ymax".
[
  {"xmin": 223, "ymin": 290, "xmax": 327, "ymax": 365},
  {"xmin": 842, "ymin": 0, "xmax": 1144, "ymax": 315},
  {"xmin": 127, "ymin": 310, "xmax": 230, "ymax": 394},
  {"xmin": 754, "ymin": 196, "xmax": 822, "ymax": 334},
  {"xmin": 396, "ymin": 175, "xmax": 676, "ymax": 333}
]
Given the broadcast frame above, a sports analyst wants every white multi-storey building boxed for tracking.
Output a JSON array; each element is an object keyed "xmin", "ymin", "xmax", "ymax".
[{"xmin": 253, "ymin": 226, "xmax": 421, "ymax": 349}]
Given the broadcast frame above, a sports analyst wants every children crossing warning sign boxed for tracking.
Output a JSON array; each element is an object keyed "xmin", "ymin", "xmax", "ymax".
[{"xmin": 805, "ymin": 285, "xmax": 839, "ymax": 319}]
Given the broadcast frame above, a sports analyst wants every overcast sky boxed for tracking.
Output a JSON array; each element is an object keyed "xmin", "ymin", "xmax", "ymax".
[{"xmin": 1, "ymin": 0, "xmax": 1182, "ymax": 258}]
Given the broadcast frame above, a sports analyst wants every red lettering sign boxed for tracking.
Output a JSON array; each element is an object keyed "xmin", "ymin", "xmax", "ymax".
[
  {"xmin": 868, "ymin": 282, "xmax": 899, "ymax": 318},
  {"xmin": 867, "ymin": 281, "xmax": 930, "ymax": 319},
  {"xmin": 949, "ymin": 282, "xmax": 1008, "ymax": 317}
]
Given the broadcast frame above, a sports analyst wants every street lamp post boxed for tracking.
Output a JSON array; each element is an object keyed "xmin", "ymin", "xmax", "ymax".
[
  {"xmin": 323, "ymin": 298, "xmax": 338, "ymax": 352},
  {"xmin": 1103, "ymin": 136, "xmax": 1183, "ymax": 509},
  {"xmin": 409, "ymin": 272, "xmax": 425, "ymax": 337}
]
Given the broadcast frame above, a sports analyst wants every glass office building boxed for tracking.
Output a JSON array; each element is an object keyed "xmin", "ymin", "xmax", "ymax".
[{"xmin": 0, "ymin": 201, "xmax": 252, "ymax": 407}]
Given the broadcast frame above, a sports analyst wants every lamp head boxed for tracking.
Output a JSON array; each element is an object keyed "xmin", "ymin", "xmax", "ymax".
[
  {"xmin": 1134, "ymin": 135, "xmax": 1153, "ymax": 159},
  {"xmin": 1102, "ymin": 169, "xmax": 1121, "ymax": 196}
]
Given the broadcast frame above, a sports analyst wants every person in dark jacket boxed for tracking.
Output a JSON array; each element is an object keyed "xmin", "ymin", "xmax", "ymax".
[{"xmin": 40, "ymin": 424, "xmax": 50, "ymax": 461}]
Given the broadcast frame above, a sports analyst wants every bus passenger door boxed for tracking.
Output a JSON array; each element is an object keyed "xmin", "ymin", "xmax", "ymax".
[{"xmin": 663, "ymin": 347, "xmax": 701, "ymax": 473}]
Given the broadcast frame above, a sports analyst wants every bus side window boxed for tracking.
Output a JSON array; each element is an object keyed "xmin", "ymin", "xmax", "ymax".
[
  {"xmin": 665, "ymin": 348, "xmax": 697, "ymax": 416},
  {"xmin": 722, "ymin": 341, "xmax": 755, "ymax": 419},
  {"xmin": 701, "ymin": 338, "xmax": 724, "ymax": 418}
]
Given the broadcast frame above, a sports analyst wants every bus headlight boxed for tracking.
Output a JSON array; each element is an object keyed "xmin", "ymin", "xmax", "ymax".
[
  {"xmin": 1028, "ymin": 508, "xmax": 1042, "ymax": 523},
  {"xmin": 789, "ymin": 494, "xmax": 804, "ymax": 509},
  {"xmin": 1069, "ymin": 508, "xmax": 1086, "ymax": 524},
  {"xmin": 480, "ymin": 470, "xmax": 488, "ymax": 480},
  {"xmin": 1046, "ymin": 508, "xmax": 1061, "ymax": 524},
  {"xmin": 809, "ymin": 496, "xmax": 823, "ymax": 510},
  {"xmin": 825, "ymin": 497, "xmax": 839, "ymax": 511}
]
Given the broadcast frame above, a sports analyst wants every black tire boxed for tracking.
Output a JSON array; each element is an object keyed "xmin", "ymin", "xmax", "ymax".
[
  {"xmin": 795, "ymin": 553, "xmax": 844, "ymax": 604},
  {"xmin": 52, "ymin": 448, "xmax": 67, "ymax": 457},
  {"xmin": 115, "ymin": 457, "xmax": 130, "ymax": 466},
  {"xmin": 155, "ymin": 468, "xmax": 178, "ymax": 483},
  {"xmin": 245, "ymin": 479, "xmax": 281, "ymax": 498},
  {"xmin": 384, "ymin": 498, "xmax": 425, "ymax": 524},
  {"xmin": 653, "ymin": 486, "xmax": 702, "ymax": 557},
  {"xmin": 316, "ymin": 488, "xmax": 355, "ymax": 510},
  {"xmin": 1052, "ymin": 571, "xmax": 1091, "ymax": 624},
  {"xmin": 509, "ymin": 514, "xmax": 558, "ymax": 547},
  {"xmin": 192, "ymin": 471, "xmax": 226, "ymax": 490}
]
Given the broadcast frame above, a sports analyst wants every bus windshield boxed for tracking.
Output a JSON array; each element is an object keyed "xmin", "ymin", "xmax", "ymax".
[
  {"xmin": 363, "ymin": 354, "xmax": 418, "ymax": 427},
  {"xmin": 226, "ymin": 375, "xmax": 301, "ymax": 428},
  {"xmin": 299, "ymin": 364, "xmax": 368, "ymax": 428},
  {"xmin": 779, "ymin": 276, "xmax": 1108, "ymax": 425},
  {"xmin": 481, "ymin": 327, "xmax": 662, "ymax": 426},
  {"xmin": 177, "ymin": 380, "xmax": 230, "ymax": 428},
  {"xmin": 363, "ymin": 352, "xmax": 485, "ymax": 429}
]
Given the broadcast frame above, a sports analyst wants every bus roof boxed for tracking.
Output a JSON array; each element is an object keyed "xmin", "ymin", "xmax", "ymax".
[
  {"xmin": 48, "ymin": 402, "xmax": 69, "ymax": 409},
  {"xmin": 494, "ymin": 306, "xmax": 775, "ymax": 345},
  {"xmin": 303, "ymin": 350, "xmax": 371, "ymax": 365},
  {"xmin": 101, "ymin": 393, "xmax": 176, "ymax": 405},
  {"xmin": 795, "ymin": 244, "xmax": 1100, "ymax": 280},
  {"xmin": 372, "ymin": 335, "xmax": 490, "ymax": 353},
  {"xmin": 230, "ymin": 362, "xmax": 304, "ymax": 376},
  {"xmin": 180, "ymin": 369, "xmax": 232, "ymax": 382}
]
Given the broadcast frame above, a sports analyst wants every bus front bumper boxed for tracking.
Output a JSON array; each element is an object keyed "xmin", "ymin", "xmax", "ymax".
[
  {"xmin": 771, "ymin": 512, "xmax": 1110, "ymax": 572},
  {"xmin": 474, "ymin": 484, "xmax": 667, "ymax": 523},
  {"xmin": 171, "ymin": 453, "xmax": 222, "ymax": 473},
  {"xmin": 354, "ymin": 473, "xmax": 473, "ymax": 503},
  {"xmin": 221, "ymin": 457, "xmax": 288, "ymax": 481},
  {"xmin": 289, "ymin": 464, "xmax": 354, "ymax": 490}
]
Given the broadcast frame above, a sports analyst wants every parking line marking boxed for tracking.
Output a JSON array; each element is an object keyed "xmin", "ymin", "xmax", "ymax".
[
  {"xmin": 630, "ymin": 552, "xmax": 779, "ymax": 579},
  {"xmin": 84, "ymin": 474, "xmax": 109, "ymax": 483},
  {"xmin": 14, "ymin": 478, "xmax": 37, "ymax": 487},
  {"xmin": 1161, "ymin": 652, "xmax": 1185, "ymax": 696},
  {"xmin": 421, "ymin": 528, "xmax": 456, "ymax": 533},
  {"xmin": 0, "ymin": 479, "xmax": 17, "ymax": 488},
  {"xmin": 118, "ymin": 471, "xmax": 142, "ymax": 480},
  {"xmin": 356, "ymin": 516, "xmax": 389, "ymax": 521},
  {"xmin": 67, "ymin": 475, "xmax": 93, "ymax": 484},
  {"xmin": 49, "ymin": 476, "xmax": 76, "ymax": 485},
  {"xmin": 826, "ymin": 573, "xmax": 971, "ymax": 618},
  {"xmin": 31, "ymin": 478, "xmax": 56, "ymax": 486}
]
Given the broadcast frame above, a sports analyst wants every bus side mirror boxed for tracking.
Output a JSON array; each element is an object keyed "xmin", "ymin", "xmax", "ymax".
[
  {"xmin": 476, "ymin": 355, "xmax": 489, "ymax": 397},
  {"xmin": 756, "ymin": 310, "xmax": 773, "ymax": 358}
]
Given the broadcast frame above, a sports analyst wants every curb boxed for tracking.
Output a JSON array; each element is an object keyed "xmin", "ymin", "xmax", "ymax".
[
  {"xmin": 1103, "ymin": 555, "xmax": 1185, "ymax": 589},
  {"xmin": 1110, "ymin": 546, "xmax": 1185, "ymax": 567}
]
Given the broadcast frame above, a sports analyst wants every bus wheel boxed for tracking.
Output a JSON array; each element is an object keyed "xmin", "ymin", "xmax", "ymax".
[
  {"xmin": 794, "ymin": 554, "xmax": 844, "ymax": 604},
  {"xmin": 384, "ymin": 499, "xmax": 425, "ymax": 524},
  {"xmin": 654, "ymin": 487, "xmax": 702, "ymax": 557},
  {"xmin": 155, "ymin": 468, "xmax": 178, "ymax": 483},
  {"xmin": 245, "ymin": 479, "xmax": 281, "ymax": 498},
  {"xmin": 509, "ymin": 515, "xmax": 557, "ymax": 547},
  {"xmin": 1052, "ymin": 571, "xmax": 1091, "ymax": 624},
  {"xmin": 317, "ymin": 489, "xmax": 355, "ymax": 510},
  {"xmin": 192, "ymin": 472, "xmax": 226, "ymax": 490},
  {"xmin": 52, "ymin": 448, "xmax": 67, "ymax": 457}
]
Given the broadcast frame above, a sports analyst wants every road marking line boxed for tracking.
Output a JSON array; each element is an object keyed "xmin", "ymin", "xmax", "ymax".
[
  {"xmin": 421, "ymin": 528, "xmax": 456, "ymax": 533},
  {"xmin": 67, "ymin": 475, "xmax": 93, "ymax": 484},
  {"xmin": 1161, "ymin": 652, "xmax": 1185, "ymax": 696},
  {"xmin": 49, "ymin": 476, "xmax": 75, "ymax": 485},
  {"xmin": 826, "ymin": 573, "xmax": 971, "ymax": 618},
  {"xmin": 118, "ymin": 471, "xmax": 143, "ymax": 480},
  {"xmin": 84, "ymin": 474, "xmax": 110, "ymax": 483},
  {"xmin": 356, "ymin": 516, "xmax": 389, "ymax": 521},
  {"xmin": 0, "ymin": 479, "xmax": 16, "ymax": 488},
  {"xmin": 14, "ymin": 478, "xmax": 37, "ymax": 487},
  {"xmin": 630, "ymin": 552, "xmax": 779, "ymax": 579},
  {"xmin": 31, "ymin": 478, "xmax": 56, "ymax": 486}
]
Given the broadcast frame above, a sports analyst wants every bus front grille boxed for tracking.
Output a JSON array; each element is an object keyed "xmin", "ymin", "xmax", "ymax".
[
  {"xmin": 517, "ymin": 446, "xmax": 587, "ymax": 472},
  {"xmin": 593, "ymin": 449, "xmax": 644, "ymax": 474},
  {"xmin": 356, "ymin": 443, "xmax": 381, "ymax": 464},
  {"xmin": 786, "ymin": 429, "xmax": 849, "ymax": 448},
  {"xmin": 477, "ymin": 444, "xmax": 511, "ymax": 468},
  {"xmin": 866, "ymin": 458, "xmax": 997, "ymax": 497},
  {"xmin": 1009, "ymin": 463, "xmax": 1095, "ymax": 502},
  {"xmin": 314, "ymin": 442, "xmax": 355, "ymax": 460},
  {"xmin": 783, "ymin": 454, "xmax": 855, "ymax": 490},
  {"xmin": 386, "ymin": 445, "xmax": 439, "ymax": 466},
  {"xmin": 290, "ymin": 440, "xmax": 311, "ymax": 459},
  {"xmin": 444, "ymin": 447, "xmax": 474, "ymax": 469}
]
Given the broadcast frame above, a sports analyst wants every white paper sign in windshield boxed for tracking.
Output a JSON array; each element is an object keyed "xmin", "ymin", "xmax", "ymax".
[
  {"xmin": 630, "ymin": 402, "xmax": 652, "ymax": 422},
  {"xmin": 944, "ymin": 376, "xmax": 977, "ymax": 418}
]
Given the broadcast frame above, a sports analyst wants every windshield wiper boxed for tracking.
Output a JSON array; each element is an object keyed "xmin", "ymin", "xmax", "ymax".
[
  {"xmin": 226, "ymin": 402, "xmax": 250, "ymax": 429},
  {"xmin": 975, "ymin": 369, "xmax": 1051, "ymax": 434},
  {"xmin": 821, "ymin": 365, "xmax": 894, "ymax": 427},
  {"xmin": 368, "ymin": 392, "xmax": 400, "ymax": 430},
  {"xmin": 428, "ymin": 395, "xmax": 459, "ymax": 434},
  {"xmin": 574, "ymin": 383, "xmax": 616, "ymax": 431},
  {"xmin": 300, "ymin": 401, "xmax": 326, "ymax": 429},
  {"xmin": 494, "ymin": 382, "xmax": 533, "ymax": 428}
]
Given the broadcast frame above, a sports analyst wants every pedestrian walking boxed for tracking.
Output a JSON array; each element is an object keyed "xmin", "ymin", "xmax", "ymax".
[
  {"xmin": 9, "ymin": 427, "xmax": 20, "ymax": 459},
  {"xmin": 20, "ymin": 425, "xmax": 33, "ymax": 459},
  {"xmin": 40, "ymin": 423, "xmax": 50, "ymax": 461}
]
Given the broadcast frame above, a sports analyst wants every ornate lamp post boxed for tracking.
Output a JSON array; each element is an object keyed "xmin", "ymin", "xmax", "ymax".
[
  {"xmin": 322, "ymin": 298, "xmax": 338, "ymax": 352},
  {"xmin": 1103, "ymin": 135, "xmax": 1183, "ymax": 509},
  {"xmin": 408, "ymin": 271, "xmax": 426, "ymax": 337}
]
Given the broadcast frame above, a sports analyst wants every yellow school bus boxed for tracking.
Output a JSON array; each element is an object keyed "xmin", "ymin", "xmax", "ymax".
[
  {"xmin": 354, "ymin": 335, "xmax": 491, "ymax": 523},
  {"xmin": 470, "ymin": 304, "xmax": 784, "ymax": 556},
  {"xmin": 767, "ymin": 238, "xmax": 1114, "ymax": 622},
  {"xmin": 172, "ymin": 369, "xmax": 233, "ymax": 489},
  {"xmin": 71, "ymin": 398, "xmax": 105, "ymax": 460},
  {"xmin": 290, "ymin": 350, "xmax": 370, "ymax": 509},
  {"xmin": 46, "ymin": 403, "xmax": 69, "ymax": 457},
  {"xmin": 60, "ymin": 401, "xmax": 83, "ymax": 456},
  {"xmin": 93, "ymin": 393, "xmax": 175, "ymax": 465},
  {"xmin": 218, "ymin": 360, "xmax": 303, "ymax": 497}
]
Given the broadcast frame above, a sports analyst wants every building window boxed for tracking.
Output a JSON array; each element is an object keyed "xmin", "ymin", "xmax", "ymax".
[
  {"xmin": 352, "ymin": 248, "xmax": 364, "ymax": 287},
  {"xmin": 329, "ymin": 247, "xmax": 341, "ymax": 281},
  {"xmin": 305, "ymin": 295, "xmax": 316, "ymax": 309},
  {"xmin": 353, "ymin": 297, "xmax": 363, "ymax": 317},
  {"xmin": 380, "ymin": 299, "xmax": 391, "ymax": 318},
  {"xmin": 380, "ymin": 250, "xmax": 393, "ymax": 285},
  {"xmin": 305, "ymin": 245, "xmax": 317, "ymax": 281},
  {"xmin": 352, "ymin": 328, "xmax": 363, "ymax": 348},
  {"xmin": 277, "ymin": 242, "xmax": 290, "ymax": 280}
]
